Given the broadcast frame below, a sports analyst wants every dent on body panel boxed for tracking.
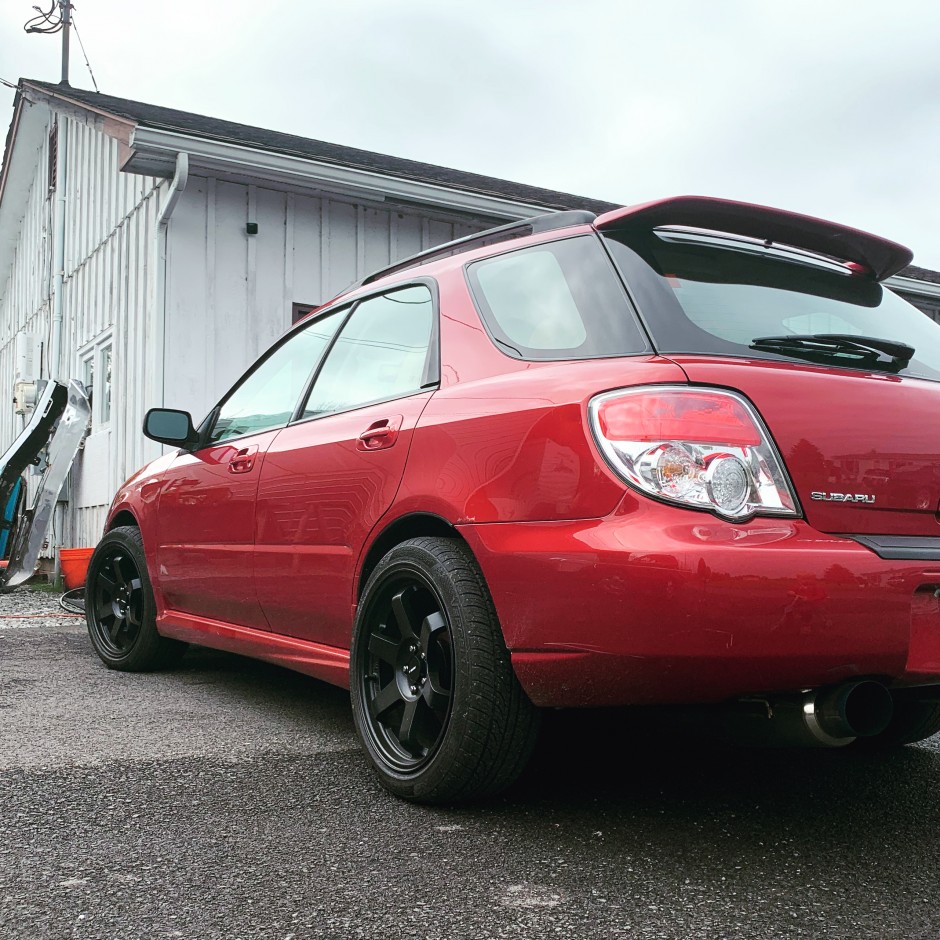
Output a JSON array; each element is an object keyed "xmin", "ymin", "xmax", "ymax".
[
  {"xmin": 405, "ymin": 391, "xmax": 622, "ymax": 523},
  {"xmin": 461, "ymin": 404, "xmax": 588, "ymax": 520},
  {"xmin": 422, "ymin": 269, "xmax": 689, "ymax": 523},
  {"xmin": 414, "ymin": 275, "xmax": 608, "ymax": 521}
]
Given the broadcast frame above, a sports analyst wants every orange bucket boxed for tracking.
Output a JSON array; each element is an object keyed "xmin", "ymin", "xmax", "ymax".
[{"xmin": 60, "ymin": 547, "xmax": 95, "ymax": 590}]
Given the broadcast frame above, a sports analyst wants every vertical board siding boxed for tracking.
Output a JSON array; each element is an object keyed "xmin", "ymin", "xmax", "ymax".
[
  {"xmin": 0, "ymin": 111, "xmax": 56, "ymax": 553},
  {"xmin": 253, "ymin": 186, "xmax": 289, "ymax": 353},
  {"xmin": 4, "ymin": 113, "xmax": 502, "ymax": 550},
  {"xmin": 165, "ymin": 181, "xmax": 500, "ymax": 425},
  {"xmin": 0, "ymin": 115, "xmax": 162, "ymax": 548},
  {"xmin": 292, "ymin": 193, "xmax": 322, "ymax": 305},
  {"xmin": 60, "ymin": 118, "xmax": 163, "ymax": 525},
  {"xmin": 163, "ymin": 177, "xmax": 209, "ymax": 412},
  {"xmin": 0, "ymin": 111, "xmax": 55, "ymax": 455}
]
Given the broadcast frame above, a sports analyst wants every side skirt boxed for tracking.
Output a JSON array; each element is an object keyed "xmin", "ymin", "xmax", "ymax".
[{"xmin": 157, "ymin": 611, "xmax": 351, "ymax": 689}]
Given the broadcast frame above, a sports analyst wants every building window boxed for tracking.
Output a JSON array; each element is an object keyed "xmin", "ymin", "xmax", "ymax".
[
  {"xmin": 292, "ymin": 302, "xmax": 318, "ymax": 324},
  {"xmin": 80, "ymin": 352, "xmax": 94, "ymax": 402},
  {"xmin": 48, "ymin": 123, "xmax": 57, "ymax": 194},
  {"xmin": 78, "ymin": 334, "xmax": 113, "ymax": 429},
  {"xmin": 100, "ymin": 344, "xmax": 112, "ymax": 424}
]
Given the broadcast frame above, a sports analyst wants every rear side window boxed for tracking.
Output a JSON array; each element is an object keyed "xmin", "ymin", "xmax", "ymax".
[{"xmin": 466, "ymin": 236, "xmax": 650, "ymax": 361}]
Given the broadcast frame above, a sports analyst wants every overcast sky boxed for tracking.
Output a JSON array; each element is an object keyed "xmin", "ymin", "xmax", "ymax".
[{"xmin": 1, "ymin": 0, "xmax": 938, "ymax": 270}]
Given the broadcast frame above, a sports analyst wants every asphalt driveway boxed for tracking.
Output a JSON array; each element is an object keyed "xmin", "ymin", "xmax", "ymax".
[{"xmin": 2, "ymin": 587, "xmax": 939, "ymax": 939}]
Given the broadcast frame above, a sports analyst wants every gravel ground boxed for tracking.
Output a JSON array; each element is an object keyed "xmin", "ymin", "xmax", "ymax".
[{"xmin": 3, "ymin": 587, "xmax": 940, "ymax": 939}]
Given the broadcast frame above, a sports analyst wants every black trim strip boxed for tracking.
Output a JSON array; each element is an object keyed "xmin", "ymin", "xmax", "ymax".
[
  {"xmin": 845, "ymin": 535, "xmax": 940, "ymax": 561},
  {"xmin": 356, "ymin": 210, "xmax": 597, "ymax": 287}
]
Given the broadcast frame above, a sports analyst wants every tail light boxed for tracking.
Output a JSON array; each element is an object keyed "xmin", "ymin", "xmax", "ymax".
[{"xmin": 588, "ymin": 386, "xmax": 800, "ymax": 521}]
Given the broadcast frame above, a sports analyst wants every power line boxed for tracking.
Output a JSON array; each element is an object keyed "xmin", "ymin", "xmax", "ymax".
[
  {"xmin": 24, "ymin": 1, "xmax": 64, "ymax": 35},
  {"xmin": 24, "ymin": 1, "xmax": 72, "ymax": 84},
  {"xmin": 71, "ymin": 17, "xmax": 99, "ymax": 92}
]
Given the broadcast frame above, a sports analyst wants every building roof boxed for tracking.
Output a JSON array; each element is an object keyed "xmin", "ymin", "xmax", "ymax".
[
  {"xmin": 21, "ymin": 79, "xmax": 621, "ymax": 216},
  {"xmin": 899, "ymin": 264, "xmax": 940, "ymax": 285},
  {"xmin": 3, "ymin": 79, "xmax": 938, "ymax": 290}
]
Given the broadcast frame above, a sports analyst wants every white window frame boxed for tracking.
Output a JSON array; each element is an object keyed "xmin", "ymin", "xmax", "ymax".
[{"xmin": 77, "ymin": 332, "xmax": 113, "ymax": 430}]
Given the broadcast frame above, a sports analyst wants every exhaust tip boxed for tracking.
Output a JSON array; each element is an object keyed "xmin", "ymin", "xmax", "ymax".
[
  {"xmin": 808, "ymin": 680, "xmax": 893, "ymax": 741},
  {"xmin": 843, "ymin": 681, "xmax": 893, "ymax": 737}
]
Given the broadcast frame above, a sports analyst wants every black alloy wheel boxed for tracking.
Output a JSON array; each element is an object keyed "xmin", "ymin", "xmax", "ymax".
[
  {"xmin": 360, "ymin": 575, "xmax": 455, "ymax": 772},
  {"xmin": 351, "ymin": 537, "xmax": 540, "ymax": 803},
  {"xmin": 85, "ymin": 526, "xmax": 186, "ymax": 671},
  {"xmin": 89, "ymin": 545, "xmax": 145, "ymax": 657}
]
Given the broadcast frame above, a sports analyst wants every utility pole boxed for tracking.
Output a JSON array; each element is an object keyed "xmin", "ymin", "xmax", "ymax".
[{"xmin": 60, "ymin": 1, "xmax": 72, "ymax": 85}]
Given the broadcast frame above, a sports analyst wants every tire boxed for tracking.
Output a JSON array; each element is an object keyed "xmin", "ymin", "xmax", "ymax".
[
  {"xmin": 85, "ymin": 526, "xmax": 187, "ymax": 671},
  {"xmin": 350, "ymin": 537, "xmax": 540, "ymax": 803},
  {"xmin": 856, "ymin": 691, "xmax": 940, "ymax": 748}
]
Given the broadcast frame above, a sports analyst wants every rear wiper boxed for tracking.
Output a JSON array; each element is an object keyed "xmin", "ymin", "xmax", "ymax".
[{"xmin": 750, "ymin": 333, "xmax": 915, "ymax": 370}]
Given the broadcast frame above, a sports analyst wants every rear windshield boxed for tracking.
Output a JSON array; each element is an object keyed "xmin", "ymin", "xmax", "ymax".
[
  {"xmin": 466, "ymin": 235, "xmax": 650, "ymax": 361},
  {"xmin": 604, "ymin": 230, "xmax": 940, "ymax": 383}
]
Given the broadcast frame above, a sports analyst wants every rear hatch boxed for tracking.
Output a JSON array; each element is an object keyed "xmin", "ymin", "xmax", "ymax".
[{"xmin": 598, "ymin": 199, "xmax": 940, "ymax": 537}]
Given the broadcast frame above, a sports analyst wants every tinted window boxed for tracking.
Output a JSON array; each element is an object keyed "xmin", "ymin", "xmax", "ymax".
[
  {"xmin": 302, "ymin": 286, "xmax": 434, "ymax": 418},
  {"xmin": 210, "ymin": 309, "xmax": 346, "ymax": 443},
  {"xmin": 466, "ymin": 236, "xmax": 649, "ymax": 361},
  {"xmin": 605, "ymin": 231, "xmax": 940, "ymax": 383}
]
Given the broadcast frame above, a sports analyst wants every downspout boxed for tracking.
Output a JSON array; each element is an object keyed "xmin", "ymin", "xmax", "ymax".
[
  {"xmin": 48, "ymin": 115, "xmax": 68, "ymax": 572},
  {"xmin": 49, "ymin": 117, "xmax": 68, "ymax": 380},
  {"xmin": 148, "ymin": 152, "xmax": 189, "ymax": 435}
]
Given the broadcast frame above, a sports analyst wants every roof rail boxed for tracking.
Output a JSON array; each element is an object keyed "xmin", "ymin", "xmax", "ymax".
[{"xmin": 356, "ymin": 209, "xmax": 597, "ymax": 287}]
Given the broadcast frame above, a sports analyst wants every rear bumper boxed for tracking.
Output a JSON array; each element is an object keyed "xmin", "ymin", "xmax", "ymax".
[{"xmin": 459, "ymin": 502, "xmax": 940, "ymax": 707}]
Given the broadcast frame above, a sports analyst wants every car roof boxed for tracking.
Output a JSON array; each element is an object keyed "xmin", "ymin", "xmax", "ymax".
[{"xmin": 310, "ymin": 195, "xmax": 915, "ymax": 316}]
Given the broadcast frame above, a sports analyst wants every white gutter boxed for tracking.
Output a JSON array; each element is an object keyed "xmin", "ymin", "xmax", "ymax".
[
  {"xmin": 148, "ymin": 152, "xmax": 189, "ymax": 427},
  {"xmin": 49, "ymin": 117, "xmax": 69, "ymax": 380},
  {"xmin": 129, "ymin": 127, "xmax": 552, "ymax": 221},
  {"xmin": 885, "ymin": 274, "xmax": 940, "ymax": 301}
]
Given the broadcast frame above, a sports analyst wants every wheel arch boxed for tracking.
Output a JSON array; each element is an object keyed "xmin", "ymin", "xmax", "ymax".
[
  {"xmin": 107, "ymin": 509, "xmax": 140, "ymax": 531},
  {"xmin": 357, "ymin": 513, "xmax": 469, "ymax": 601}
]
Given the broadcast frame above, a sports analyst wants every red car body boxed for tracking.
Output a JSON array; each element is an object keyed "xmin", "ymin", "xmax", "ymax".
[
  {"xmin": 106, "ymin": 199, "xmax": 940, "ymax": 707},
  {"xmin": 91, "ymin": 196, "xmax": 940, "ymax": 798}
]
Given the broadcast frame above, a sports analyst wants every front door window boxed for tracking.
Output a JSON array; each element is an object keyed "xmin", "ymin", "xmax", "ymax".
[{"xmin": 210, "ymin": 309, "xmax": 347, "ymax": 444}]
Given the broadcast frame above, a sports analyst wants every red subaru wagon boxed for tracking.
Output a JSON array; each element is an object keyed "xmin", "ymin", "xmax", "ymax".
[{"xmin": 86, "ymin": 196, "xmax": 940, "ymax": 802}]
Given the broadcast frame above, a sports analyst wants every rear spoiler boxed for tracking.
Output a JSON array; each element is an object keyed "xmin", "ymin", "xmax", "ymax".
[{"xmin": 594, "ymin": 196, "xmax": 914, "ymax": 282}]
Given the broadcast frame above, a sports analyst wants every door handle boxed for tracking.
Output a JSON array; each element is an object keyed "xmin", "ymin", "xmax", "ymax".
[
  {"xmin": 229, "ymin": 445, "xmax": 258, "ymax": 473},
  {"xmin": 357, "ymin": 416, "xmax": 403, "ymax": 452}
]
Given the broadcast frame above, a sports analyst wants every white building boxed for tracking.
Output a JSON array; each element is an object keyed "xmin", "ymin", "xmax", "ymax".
[
  {"xmin": 0, "ymin": 79, "xmax": 619, "ymax": 551},
  {"xmin": 1, "ymin": 78, "xmax": 938, "ymax": 553}
]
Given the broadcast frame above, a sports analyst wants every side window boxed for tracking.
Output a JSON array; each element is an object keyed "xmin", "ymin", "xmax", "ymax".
[
  {"xmin": 302, "ymin": 285, "xmax": 434, "ymax": 419},
  {"xmin": 210, "ymin": 308, "xmax": 346, "ymax": 444},
  {"xmin": 474, "ymin": 249, "xmax": 587, "ymax": 349},
  {"xmin": 466, "ymin": 235, "xmax": 649, "ymax": 361}
]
